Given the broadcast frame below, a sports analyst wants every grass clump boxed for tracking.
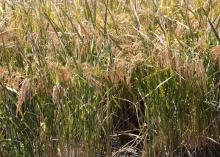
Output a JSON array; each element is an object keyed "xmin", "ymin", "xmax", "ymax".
[{"xmin": 0, "ymin": 0, "xmax": 220, "ymax": 156}]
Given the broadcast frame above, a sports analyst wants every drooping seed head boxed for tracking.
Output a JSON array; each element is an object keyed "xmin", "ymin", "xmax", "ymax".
[
  {"xmin": 17, "ymin": 78, "xmax": 31, "ymax": 115},
  {"xmin": 52, "ymin": 83, "xmax": 62, "ymax": 105}
]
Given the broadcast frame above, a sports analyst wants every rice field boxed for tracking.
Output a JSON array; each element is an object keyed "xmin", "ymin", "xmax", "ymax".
[{"xmin": 0, "ymin": 0, "xmax": 220, "ymax": 156}]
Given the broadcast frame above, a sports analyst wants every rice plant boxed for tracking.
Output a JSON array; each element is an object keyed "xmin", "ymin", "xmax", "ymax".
[{"xmin": 0, "ymin": 0, "xmax": 219, "ymax": 156}]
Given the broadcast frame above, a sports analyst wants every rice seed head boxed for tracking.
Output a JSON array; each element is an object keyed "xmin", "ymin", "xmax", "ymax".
[
  {"xmin": 195, "ymin": 60, "xmax": 207, "ymax": 92},
  {"xmin": 17, "ymin": 78, "xmax": 31, "ymax": 115},
  {"xmin": 173, "ymin": 53, "xmax": 183, "ymax": 81},
  {"xmin": 158, "ymin": 50, "xmax": 172, "ymax": 69},
  {"xmin": 181, "ymin": 59, "xmax": 194, "ymax": 82},
  {"xmin": 197, "ymin": 36, "xmax": 206, "ymax": 51},
  {"xmin": 0, "ymin": 67, "xmax": 6, "ymax": 81},
  {"xmin": 210, "ymin": 45, "xmax": 220, "ymax": 63},
  {"xmin": 52, "ymin": 83, "xmax": 62, "ymax": 106}
]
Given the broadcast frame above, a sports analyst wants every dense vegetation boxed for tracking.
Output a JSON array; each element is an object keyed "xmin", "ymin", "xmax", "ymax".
[{"xmin": 0, "ymin": 0, "xmax": 219, "ymax": 156}]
